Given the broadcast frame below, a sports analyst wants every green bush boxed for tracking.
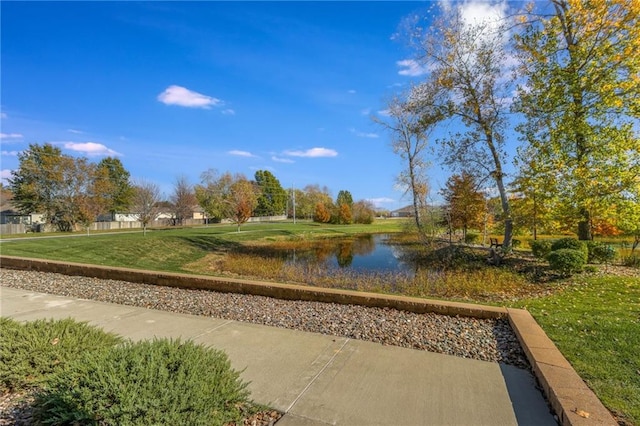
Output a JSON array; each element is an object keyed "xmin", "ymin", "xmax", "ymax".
[
  {"xmin": 546, "ymin": 249, "xmax": 587, "ymax": 276},
  {"xmin": 33, "ymin": 338, "xmax": 253, "ymax": 426},
  {"xmin": 586, "ymin": 241, "xmax": 617, "ymax": 264},
  {"xmin": 551, "ymin": 238, "xmax": 588, "ymax": 259},
  {"xmin": 0, "ymin": 317, "xmax": 122, "ymax": 392},
  {"xmin": 530, "ymin": 239, "xmax": 553, "ymax": 259},
  {"xmin": 464, "ymin": 232, "xmax": 479, "ymax": 244}
]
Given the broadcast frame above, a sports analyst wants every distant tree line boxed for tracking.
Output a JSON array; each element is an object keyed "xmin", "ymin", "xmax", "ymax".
[{"xmin": 6, "ymin": 144, "xmax": 376, "ymax": 233}]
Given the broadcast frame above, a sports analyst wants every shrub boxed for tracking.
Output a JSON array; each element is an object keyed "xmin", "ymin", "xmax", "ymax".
[
  {"xmin": 464, "ymin": 232, "xmax": 479, "ymax": 244},
  {"xmin": 0, "ymin": 317, "xmax": 122, "ymax": 392},
  {"xmin": 512, "ymin": 239, "xmax": 521, "ymax": 248},
  {"xmin": 622, "ymin": 255, "xmax": 640, "ymax": 268},
  {"xmin": 546, "ymin": 249, "xmax": 587, "ymax": 276},
  {"xmin": 530, "ymin": 239, "xmax": 553, "ymax": 259},
  {"xmin": 33, "ymin": 338, "xmax": 252, "ymax": 426},
  {"xmin": 586, "ymin": 241, "xmax": 617, "ymax": 264},
  {"xmin": 551, "ymin": 238, "xmax": 588, "ymax": 259}
]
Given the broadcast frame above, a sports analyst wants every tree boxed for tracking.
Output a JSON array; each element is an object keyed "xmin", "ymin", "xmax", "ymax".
[
  {"xmin": 352, "ymin": 200, "xmax": 376, "ymax": 224},
  {"xmin": 406, "ymin": 5, "xmax": 515, "ymax": 249},
  {"xmin": 313, "ymin": 202, "xmax": 331, "ymax": 223},
  {"xmin": 131, "ymin": 180, "xmax": 162, "ymax": 236},
  {"xmin": 227, "ymin": 175, "xmax": 259, "ymax": 232},
  {"xmin": 96, "ymin": 157, "xmax": 134, "ymax": 218},
  {"xmin": 170, "ymin": 175, "xmax": 196, "ymax": 225},
  {"xmin": 195, "ymin": 169, "xmax": 233, "ymax": 223},
  {"xmin": 333, "ymin": 190, "xmax": 354, "ymax": 224},
  {"xmin": 74, "ymin": 160, "xmax": 114, "ymax": 235},
  {"xmin": 441, "ymin": 173, "xmax": 486, "ymax": 241},
  {"xmin": 374, "ymin": 90, "xmax": 442, "ymax": 236},
  {"xmin": 254, "ymin": 170, "xmax": 287, "ymax": 217},
  {"xmin": 9, "ymin": 143, "xmax": 67, "ymax": 225},
  {"xmin": 513, "ymin": 0, "xmax": 640, "ymax": 240},
  {"xmin": 9, "ymin": 143, "xmax": 113, "ymax": 232}
]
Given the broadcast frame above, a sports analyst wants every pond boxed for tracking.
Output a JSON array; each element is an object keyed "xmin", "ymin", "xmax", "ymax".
[{"xmin": 285, "ymin": 234, "xmax": 414, "ymax": 274}]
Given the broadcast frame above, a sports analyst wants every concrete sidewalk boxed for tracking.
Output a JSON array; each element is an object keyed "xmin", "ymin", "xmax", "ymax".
[{"xmin": 1, "ymin": 287, "xmax": 556, "ymax": 426}]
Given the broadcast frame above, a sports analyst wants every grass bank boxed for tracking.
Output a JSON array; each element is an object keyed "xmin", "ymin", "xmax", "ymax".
[{"xmin": 512, "ymin": 276, "xmax": 640, "ymax": 425}]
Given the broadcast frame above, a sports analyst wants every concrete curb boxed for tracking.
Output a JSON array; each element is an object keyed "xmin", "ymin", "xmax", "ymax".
[{"xmin": 0, "ymin": 255, "xmax": 617, "ymax": 425}]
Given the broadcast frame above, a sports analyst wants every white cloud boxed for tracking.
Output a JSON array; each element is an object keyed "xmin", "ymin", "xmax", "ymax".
[
  {"xmin": 1, "ymin": 169, "xmax": 13, "ymax": 184},
  {"xmin": 377, "ymin": 109, "xmax": 391, "ymax": 117},
  {"xmin": 67, "ymin": 129, "xmax": 84, "ymax": 134},
  {"xmin": 63, "ymin": 142, "xmax": 121, "ymax": 156},
  {"xmin": 272, "ymin": 156, "xmax": 294, "ymax": 164},
  {"xmin": 0, "ymin": 113, "xmax": 7, "ymax": 119},
  {"xmin": 228, "ymin": 150, "xmax": 255, "ymax": 157},
  {"xmin": 157, "ymin": 85, "xmax": 222, "ymax": 109},
  {"xmin": 284, "ymin": 147, "xmax": 338, "ymax": 158},
  {"xmin": 1, "ymin": 150, "xmax": 19, "ymax": 156},
  {"xmin": 348, "ymin": 89, "xmax": 357, "ymax": 94},
  {"xmin": 222, "ymin": 109, "xmax": 236, "ymax": 115},
  {"xmin": 367, "ymin": 197, "xmax": 396, "ymax": 207},
  {"xmin": 360, "ymin": 108, "xmax": 371, "ymax": 116},
  {"xmin": 0, "ymin": 132, "xmax": 23, "ymax": 139},
  {"xmin": 397, "ymin": 59, "xmax": 429, "ymax": 77},
  {"xmin": 349, "ymin": 128, "xmax": 379, "ymax": 138}
]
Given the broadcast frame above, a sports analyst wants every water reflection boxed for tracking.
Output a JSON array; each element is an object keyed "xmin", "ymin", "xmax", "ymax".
[{"xmin": 286, "ymin": 234, "xmax": 412, "ymax": 273}]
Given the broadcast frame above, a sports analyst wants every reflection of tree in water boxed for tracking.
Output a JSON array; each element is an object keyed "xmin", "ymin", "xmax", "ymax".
[
  {"xmin": 351, "ymin": 235, "xmax": 376, "ymax": 256},
  {"xmin": 335, "ymin": 242, "xmax": 354, "ymax": 267}
]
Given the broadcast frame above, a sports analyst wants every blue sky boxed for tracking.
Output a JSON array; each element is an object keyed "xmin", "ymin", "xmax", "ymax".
[{"xmin": 1, "ymin": 1, "xmax": 515, "ymax": 210}]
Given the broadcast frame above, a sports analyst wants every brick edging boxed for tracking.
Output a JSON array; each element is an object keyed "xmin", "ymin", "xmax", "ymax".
[{"xmin": 0, "ymin": 255, "xmax": 617, "ymax": 425}]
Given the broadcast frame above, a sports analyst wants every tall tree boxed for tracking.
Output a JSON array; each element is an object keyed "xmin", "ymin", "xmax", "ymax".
[
  {"xmin": 513, "ymin": 0, "xmax": 640, "ymax": 240},
  {"xmin": 441, "ymin": 173, "xmax": 486, "ymax": 241},
  {"xmin": 131, "ymin": 180, "xmax": 162, "ymax": 236},
  {"xmin": 334, "ymin": 190, "xmax": 354, "ymax": 224},
  {"xmin": 9, "ymin": 143, "xmax": 67, "ymax": 224},
  {"xmin": 96, "ymin": 157, "xmax": 134, "ymax": 218},
  {"xmin": 170, "ymin": 175, "xmax": 196, "ymax": 225},
  {"xmin": 407, "ymin": 5, "xmax": 515, "ymax": 249},
  {"xmin": 74, "ymin": 160, "xmax": 114, "ymax": 235},
  {"xmin": 374, "ymin": 90, "xmax": 442, "ymax": 235},
  {"xmin": 254, "ymin": 170, "xmax": 287, "ymax": 217}
]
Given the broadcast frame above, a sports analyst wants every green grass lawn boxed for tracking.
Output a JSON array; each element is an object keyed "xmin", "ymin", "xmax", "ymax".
[
  {"xmin": 1, "ymin": 222, "xmax": 639, "ymax": 424},
  {"xmin": 512, "ymin": 276, "xmax": 640, "ymax": 425},
  {"xmin": 0, "ymin": 220, "xmax": 404, "ymax": 272}
]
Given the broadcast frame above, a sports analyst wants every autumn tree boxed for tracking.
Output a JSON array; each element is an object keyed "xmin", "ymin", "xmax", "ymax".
[
  {"xmin": 314, "ymin": 202, "xmax": 331, "ymax": 223},
  {"xmin": 299, "ymin": 184, "xmax": 333, "ymax": 221},
  {"xmin": 170, "ymin": 175, "xmax": 196, "ymax": 225},
  {"xmin": 227, "ymin": 175, "xmax": 259, "ymax": 231},
  {"xmin": 254, "ymin": 170, "xmax": 287, "ymax": 217},
  {"xmin": 441, "ymin": 173, "xmax": 486, "ymax": 241},
  {"xmin": 131, "ymin": 180, "xmax": 162, "ymax": 236},
  {"xmin": 333, "ymin": 190, "xmax": 354, "ymax": 224},
  {"xmin": 374, "ymin": 90, "xmax": 442, "ymax": 235},
  {"xmin": 74, "ymin": 160, "xmax": 114, "ymax": 235},
  {"xmin": 9, "ymin": 143, "xmax": 115, "ymax": 232},
  {"xmin": 513, "ymin": 0, "xmax": 640, "ymax": 240},
  {"xmin": 406, "ymin": 5, "xmax": 515, "ymax": 249},
  {"xmin": 96, "ymin": 157, "xmax": 134, "ymax": 219}
]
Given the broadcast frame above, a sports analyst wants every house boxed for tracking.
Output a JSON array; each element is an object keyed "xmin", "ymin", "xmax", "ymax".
[{"xmin": 390, "ymin": 205, "xmax": 416, "ymax": 218}]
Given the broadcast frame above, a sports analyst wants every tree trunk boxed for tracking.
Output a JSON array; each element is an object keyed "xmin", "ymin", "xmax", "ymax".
[{"xmin": 577, "ymin": 207, "xmax": 592, "ymax": 240}]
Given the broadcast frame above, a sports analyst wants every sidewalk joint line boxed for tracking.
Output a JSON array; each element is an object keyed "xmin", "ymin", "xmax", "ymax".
[{"xmin": 285, "ymin": 338, "xmax": 350, "ymax": 413}]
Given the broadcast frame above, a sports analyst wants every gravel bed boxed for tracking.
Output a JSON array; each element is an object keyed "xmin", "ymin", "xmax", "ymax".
[{"xmin": 0, "ymin": 268, "xmax": 530, "ymax": 369}]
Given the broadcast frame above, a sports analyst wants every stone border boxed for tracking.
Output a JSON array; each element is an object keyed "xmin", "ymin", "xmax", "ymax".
[{"xmin": 0, "ymin": 255, "xmax": 616, "ymax": 425}]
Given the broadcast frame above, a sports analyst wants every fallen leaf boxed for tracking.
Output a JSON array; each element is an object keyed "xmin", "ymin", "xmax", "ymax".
[
  {"xmin": 575, "ymin": 409, "xmax": 590, "ymax": 418},
  {"xmin": 51, "ymin": 338, "xmax": 59, "ymax": 345}
]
